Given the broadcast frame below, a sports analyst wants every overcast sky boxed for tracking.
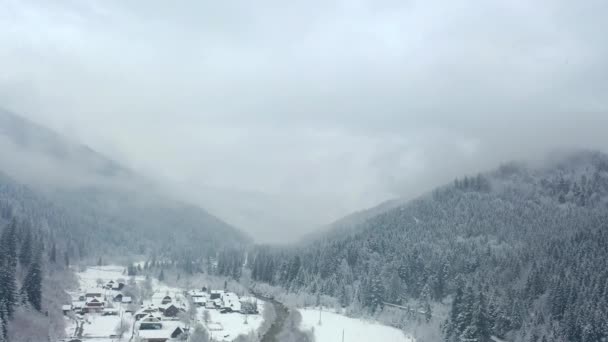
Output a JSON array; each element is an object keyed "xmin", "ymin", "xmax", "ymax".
[{"xmin": 1, "ymin": 0, "xmax": 607, "ymax": 242}]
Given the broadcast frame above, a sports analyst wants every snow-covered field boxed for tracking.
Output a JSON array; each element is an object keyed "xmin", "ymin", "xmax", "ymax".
[
  {"xmin": 199, "ymin": 301, "xmax": 265, "ymax": 341},
  {"xmin": 299, "ymin": 309, "xmax": 415, "ymax": 342}
]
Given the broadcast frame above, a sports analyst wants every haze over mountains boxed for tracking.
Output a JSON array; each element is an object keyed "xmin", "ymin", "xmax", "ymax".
[
  {"xmin": 247, "ymin": 150, "xmax": 608, "ymax": 341},
  {"xmin": 0, "ymin": 108, "xmax": 248, "ymax": 259}
]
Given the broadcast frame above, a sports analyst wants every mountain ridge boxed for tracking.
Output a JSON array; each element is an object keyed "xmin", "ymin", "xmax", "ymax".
[
  {"xmin": 0, "ymin": 108, "xmax": 250, "ymax": 260},
  {"xmin": 248, "ymin": 150, "xmax": 608, "ymax": 342}
]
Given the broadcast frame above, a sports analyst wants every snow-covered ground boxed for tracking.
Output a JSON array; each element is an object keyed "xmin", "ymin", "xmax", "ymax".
[
  {"xmin": 198, "ymin": 300, "xmax": 265, "ymax": 341},
  {"xmin": 299, "ymin": 308, "xmax": 415, "ymax": 342},
  {"xmin": 82, "ymin": 315, "xmax": 123, "ymax": 337}
]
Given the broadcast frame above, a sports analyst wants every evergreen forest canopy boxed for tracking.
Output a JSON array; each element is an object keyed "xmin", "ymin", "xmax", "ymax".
[{"xmin": 244, "ymin": 151, "xmax": 608, "ymax": 342}]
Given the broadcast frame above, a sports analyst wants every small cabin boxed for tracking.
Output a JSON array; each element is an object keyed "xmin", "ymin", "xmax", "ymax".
[
  {"xmin": 112, "ymin": 282, "xmax": 125, "ymax": 291},
  {"xmin": 193, "ymin": 296, "xmax": 207, "ymax": 306},
  {"xmin": 83, "ymin": 298, "xmax": 104, "ymax": 313},
  {"xmin": 139, "ymin": 314, "xmax": 163, "ymax": 330},
  {"xmin": 161, "ymin": 304, "xmax": 181, "ymax": 318},
  {"xmin": 209, "ymin": 290, "xmax": 222, "ymax": 300},
  {"xmin": 62, "ymin": 304, "xmax": 72, "ymax": 315},
  {"xmin": 161, "ymin": 296, "xmax": 172, "ymax": 305},
  {"xmin": 85, "ymin": 289, "xmax": 103, "ymax": 298},
  {"xmin": 113, "ymin": 294, "xmax": 123, "ymax": 302}
]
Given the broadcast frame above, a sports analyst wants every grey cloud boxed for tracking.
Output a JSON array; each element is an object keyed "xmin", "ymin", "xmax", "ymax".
[{"xmin": 1, "ymin": 0, "xmax": 607, "ymax": 242}]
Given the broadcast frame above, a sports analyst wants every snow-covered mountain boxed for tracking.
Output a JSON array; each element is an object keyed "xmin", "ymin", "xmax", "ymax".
[
  {"xmin": 0, "ymin": 108, "xmax": 249, "ymax": 260},
  {"xmin": 248, "ymin": 151, "xmax": 608, "ymax": 342}
]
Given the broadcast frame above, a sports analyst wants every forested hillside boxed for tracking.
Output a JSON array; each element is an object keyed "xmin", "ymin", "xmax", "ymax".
[
  {"xmin": 0, "ymin": 109, "xmax": 249, "ymax": 262},
  {"xmin": 247, "ymin": 151, "xmax": 608, "ymax": 342}
]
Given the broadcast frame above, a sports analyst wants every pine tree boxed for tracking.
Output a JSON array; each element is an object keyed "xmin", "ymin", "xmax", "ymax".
[
  {"xmin": 64, "ymin": 251, "xmax": 70, "ymax": 268},
  {"xmin": 49, "ymin": 242, "xmax": 56, "ymax": 263},
  {"xmin": 0, "ymin": 220, "xmax": 18, "ymax": 318},
  {"xmin": 18, "ymin": 226, "xmax": 32, "ymax": 267},
  {"xmin": 0, "ymin": 299, "xmax": 7, "ymax": 341},
  {"xmin": 0, "ymin": 316, "xmax": 5, "ymax": 342},
  {"xmin": 21, "ymin": 247, "xmax": 42, "ymax": 311}
]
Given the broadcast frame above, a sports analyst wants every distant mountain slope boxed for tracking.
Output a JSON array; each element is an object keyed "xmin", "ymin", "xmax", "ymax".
[
  {"xmin": 0, "ymin": 108, "xmax": 249, "ymax": 260},
  {"xmin": 249, "ymin": 151, "xmax": 608, "ymax": 342}
]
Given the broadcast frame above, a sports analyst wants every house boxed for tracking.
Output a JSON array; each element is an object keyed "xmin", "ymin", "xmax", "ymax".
[
  {"xmin": 71, "ymin": 301, "xmax": 84, "ymax": 312},
  {"xmin": 137, "ymin": 321, "xmax": 186, "ymax": 342},
  {"xmin": 222, "ymin": 299, "xmax": 241, "ymax": 313},
  {"xmin": 113, "ymin": 293, "xmax": 123, "ymax": 302},
  {"xmin": 209, "ymin": 290, "xmax": 223, "ymax": 300},
  {"xmin": 105, "ymin": 280, "xmax": 115, "ymax": 289},
  {"xmin": 170, "ymin": 327, "xmax": 187, "ymax": 339},
  {"xmin": 61, "ymin": 304, "xmax": 72, "ymax": 315},
  {"xmin": 84, "ymin": 289, "xmax": 103, "ymax": 298},
  {"xmin": 160, "ymin": 296, "xmax": 172, "ymax": 305},
  {"xmin": 135, "ymin": 305, "xmax": 160, "ymax": 320},
  {"xmin": 83, "ymin": 297, "xmax": 104, "ymax": 313},
  {"xmin": 139, "ymin": 314, "xmax": 163, "ymax": 330},
  {"xmin": 112, "ymin": 282, "xmax": 125, "ymax": 291},
  {"xmin": 122, "ymin": 296, "xmax": 133, "ymax": 304},
  {"xmin": 160, "ymin": 304, "xmax": 181, "ymax": 318},
  {"xmin": 193, "ymin": 296, "xmax": 207, "ymax": 306}
]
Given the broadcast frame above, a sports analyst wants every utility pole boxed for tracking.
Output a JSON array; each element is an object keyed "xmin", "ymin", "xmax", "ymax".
[
  {"xmin": 342, "ymin": 329, "xmax": 345, "ymax": 342},
  {"xmin": 318, "ymin": 306, "xmax": 322, "ymax": 325}
]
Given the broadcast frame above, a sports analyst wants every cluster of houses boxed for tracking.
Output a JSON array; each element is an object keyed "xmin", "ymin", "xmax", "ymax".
[
  {"xmin": 188, "ymin": 288, "xmax": 258, "ymax": 315},
  {"xmin": 62, "ymin": 279, "xmax": 261, "ymax": 342},
  {"xmin": 63, "ymin": 280, "xmax": 132, "ymax": 316},
  {"xmin": 133, "ymin": 288, "xmax": 260, "ymax": 341},
  {"xmin": 134, "ymin": 293, "xmax": 189, "ymax": 342}
]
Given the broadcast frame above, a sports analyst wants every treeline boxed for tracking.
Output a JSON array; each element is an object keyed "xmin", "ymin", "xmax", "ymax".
[
  {"xmin": 244, "ymin": 151, "xmax": 608, "ymax": 341},
  {"xmin": 0, "ymin": 218, "xmax": 71, "ymax": 341},
  {"xmin": 0, "ymin": 170, "xmax": 249, "ymax": 263}
]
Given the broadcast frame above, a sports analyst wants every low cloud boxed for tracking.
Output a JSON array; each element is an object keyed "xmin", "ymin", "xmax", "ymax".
[{"xmin": 1, "ymin": 0, "xmax": 607, "ymax": 242}]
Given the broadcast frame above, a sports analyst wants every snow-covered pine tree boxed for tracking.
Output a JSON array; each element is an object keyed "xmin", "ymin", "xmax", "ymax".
[
  {"xmin": 18, "ymin": 225, "xmax": 32, "ymax": 267},
  {"xmin": 49, "ymin": 242, "xmax": 56, "ymax": 263},
  {"xmin": 21, "ymin": 245, "xmax": 42, "ymax": 311},
  {"xmin": 0, "ymin": 220, "xmax": 18, "ymax": 318}
]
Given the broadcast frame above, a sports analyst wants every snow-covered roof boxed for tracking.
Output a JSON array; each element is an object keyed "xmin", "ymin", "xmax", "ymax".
[
  {"xmin": 137, "ymin": 321, "xmax": 184, "ymax": 339},
  {"xmin": 193, "ymin": 297, "xmax": 207, "ymax": 303},
  {"xmin": 61, "ymin": 305, "xmax": 72, "ymax": 311},
  {"xmin": 122, "ymin": 296, "xmax": 132, "ymax": 303},
  {"xmin": 140, "ymin": 313, "xmax": 162, "ymax": 322},
  {"xmin": 224, "ymin": 298, "xmax": 241, "ymax": 311},
  {"xmin": 85, "ymin": 289, "xmax": 103, "ymax": 295},
  {"xmin": 86, "ymin": 297, "xmax": 102, "ymax": 304},
  {"xmin": 138, "ymin": 329, "xmax": 171, "ymax": 339},
  {"xmin": 72, "ymin": 301, "xmax": 84, "ymax": 309}
]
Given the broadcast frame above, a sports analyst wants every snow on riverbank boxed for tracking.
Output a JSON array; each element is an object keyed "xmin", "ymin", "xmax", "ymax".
[{"xmin": 299, "ymin": 308, "xmax": 415, "ymax": 342}]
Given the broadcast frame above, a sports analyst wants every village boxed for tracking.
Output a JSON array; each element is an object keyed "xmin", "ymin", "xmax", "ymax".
[{"xmin": 60, "ymin": 265, "xmax": 266, "ymax": 342}]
